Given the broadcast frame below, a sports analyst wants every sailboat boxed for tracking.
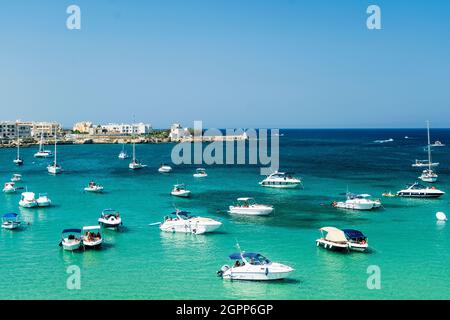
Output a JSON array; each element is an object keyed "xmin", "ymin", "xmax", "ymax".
[
  {"xmin": 128, "ymin": 136, "xmax": 146, "ymax": 170},
  {"xmin": 47, "ymin": 128, "xmax": 62, "ymax": 174},
  {"xmin": 13, "ymin": 137, "xmax": 23, "ymax": 166},
  {"xmin": 118, "ymin": 143, "xmax": 129, "ymax": 160},
  {"xmin": 419, "ymin": 121, "xmax": 438, "ymax": 183},
  {"xmin": 34, "ymin": 130, "xmax": 53, "ymax": 158}
]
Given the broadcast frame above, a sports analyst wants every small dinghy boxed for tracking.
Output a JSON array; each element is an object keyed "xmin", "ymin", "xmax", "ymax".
[
  {"xmin": 11, "ymin": 174, "xmax": 22, "ymax": 182},
  {"xmin": 84, "ymin": 181, "xmax": 104, "ymax": 193},
  {"xmin": 158, "ymin": 164, "xmax": 173, "ymax": 173},
  {"xmin": 193, "ymin": 168, "xmax": 208, "ymax": 178},
  {"xmin": 2, "ymin": 182, "xmax": 17, "ymax": 194},
  {"xmin": 36, "ymin": 193, "xmax": 52, "ymax": 207},
  {"xmin": 1, "ymin": 213, "xmax": 21, "ymax": 230},
  {"xmin": 19, "ymin": 192, "xmax": 38, "ymax": 208}
]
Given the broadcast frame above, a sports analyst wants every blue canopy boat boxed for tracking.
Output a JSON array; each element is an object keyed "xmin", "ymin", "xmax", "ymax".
[{"xmin": 1, "ymin": 213, "xmax": 21, "ymax": 230}]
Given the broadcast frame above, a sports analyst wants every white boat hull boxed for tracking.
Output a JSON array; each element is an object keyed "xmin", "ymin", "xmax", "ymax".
[
  {"xmin": 19, "ymin": 201, "xmax": 38, "ymax": 208},
  {"xmin": 1, "ymin": 222, "xmax": 21, "ymax": 230},
  {"xmin": 98, "ymin": 218, "xmax": 122, "ymax": 229},
  {"xmin": 334, "ymin": 202, "xmax": 374, "ymax": 211},
  {"xmin": 47, "ymin": 166, "xmax": 62, "ymax": 174},
  {"xmin": 84, "ymin": 187, "xmax": 104, "ymax": 193},
  {"xmin": 259, "ymin": 182, "xmax": 299, "ymax": 189},
  {"xmin": 229, "ymin": 206, "xmax": 273, "ymax": 216},
  {"xmin": 62, "ymin": 239, "xmax": 82, "ymax": 251},
  {"xmin": 171, "ymin": 190, "xmax": 191, "ymax": 197},
  {"xmin": 160, "ymin": 219, "xmax": 221, "ymax": 235},
  {"xmin": 193, "ymin": 174, "xmax": 207, "ymax": 178},
  {"xmin": 2, "ymin": 187, "xmax": 16, "ymax": 194},
  {"xmin": 82, "ymin": 239, "xmax": 103, "ymax": 248},
  {"xmin": 221, "ymin": 264, "xmax": 293, "ymax": 281}
]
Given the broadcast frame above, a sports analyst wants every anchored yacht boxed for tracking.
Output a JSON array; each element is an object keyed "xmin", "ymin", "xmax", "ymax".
[
  {"xmin": 397, "ymin": 182, "xmax": 445, "ymax": 198},
  {"xmin": 34, "ymin": 131, "xmax": 53, "ymax": 158},
  {"xmin": 332, "ymin": 193, "xmax": 381, "ymax": 211},
  {"xmin": 159, "ymin": 210, "xmax": 221, "ymax": 234},
  {"xmin": 228, "ymin": 198, "xmax": 274, "ymax": 216},
  {"xmin": 259, "ymin": 172, "xmax": 302, "ymax": 188}
]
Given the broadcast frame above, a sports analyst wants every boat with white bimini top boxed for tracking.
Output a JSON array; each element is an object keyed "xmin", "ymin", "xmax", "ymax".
[
  {"xmin": 34, "ymin": 130, "xmax": 53, "ymax": 158},
  {"xmin": 217, "ymin": 252, "xmax": 294, "ymax": 281},
  {"xmin": 431, "ymin": 140, "xmax": 445, "ymax": 147},
  {"xmin": 316, "ymin": 227, "xmax": 350, "ymax": 252},
  {"xmin": 13, "ymin": 137, "xmax": 24, "ymax": 166},
  {"xmin": 193, "ymin": 168, "xmax": 208, "ymax": 178},
  {"xmin": 3, "ymin": 182, "xmax": 17, "ymax": 194},
  {"xmin": 98, "ymin": 209, "xmax": 122, "ymax": 229},
  {"xmin": 84, "ymin": 181, "xmax": 104, "ymax": 193},
  {"xmin": 397, "ymin": 182, "xmax": 445, "ymax": 198},
  {"xmin": 159, "ymin": 210, "xmax": 222, "ymax": 234},
  {"xmin": 47, "ymin": 128, "xmax": 62, "ymax": 174},
  {"xmin": 118, "ymin": 144, "xmax": 129, "ymax": 160},
  {"xmin": 229, "ymin": 198, "xmax": 274, "ymax": 216},
  {"xmin": 60, "ymin": 229, "xmax": 82, "ymax": 251},
  {"xmin": 1, "ymin": 213, "xmax": 21, "ymax": 230},
  {"xmin": 159, "ymin": 164, "xmax": 173, "ymax": 173},
  {"xmin": 81, "ymin": 226, "xmax": 103, "ymax": 249},
  {"xmin": 36, "ymin": 193, "xmax": 52, "ymax": 207},
  {"xmin": 11, "ymin": 174, "xmax": 22, "ymax": 182},
  {"xmin": 19, "ymin": 192, "xmax": 38, "ymax": 208},
  {"xmin": 171, "ymin": 184, "xmax": 191, "ymax": 198},
  {"xmin": 259, "ymin": 172, "xmax": 302, "ymax": 188},
  {"xmin": 419, "ymin": 121, "xmax": 439, "ymax": 183},
  {"xmin": 332, "ymin": 193, "xmax": 381, "ymax": 211}
]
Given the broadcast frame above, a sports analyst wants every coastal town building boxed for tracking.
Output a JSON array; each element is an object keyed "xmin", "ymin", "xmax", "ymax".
[
  {"xmin": 100, "ymin": 123, "xmax": 152, "ymax": 135},
  {"xmin": 169, "ymin": 123, "xmax": 191, "ymax": 141},
  {"xmin": 30, "ymin": 122, "xmax": 62, "ymax": 138},
  {"xmin": 73, "ymin": 121, "xmax": 93, "ymax": 134},
  {"xmin": 0, "ymin": 121, "xmax": 17, "ymax": 139}
]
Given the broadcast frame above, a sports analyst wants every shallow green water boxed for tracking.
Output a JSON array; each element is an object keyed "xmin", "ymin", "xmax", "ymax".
[{"xmin": 0, "ymin": 129, "xmax": 449, "ymax": 299}]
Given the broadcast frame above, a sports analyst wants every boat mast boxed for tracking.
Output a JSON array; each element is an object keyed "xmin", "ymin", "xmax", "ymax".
[
  {"xmin": 54, "ymin": 127, "xmax": 57, "ymax": 165},
  {"xmin": 132, "ymin": 115, "xmax": 136, "ymax": 162},
  {"xmin": 39, "ymin": 130, "xmax": 44, "ymax": 152},
  {"xmin": 427, "ymin": 120, "xmax": 432, "ymax": 171},
  {"xmin": 17, "ymin": 136, "xmax": 20, "ymax": 159}
]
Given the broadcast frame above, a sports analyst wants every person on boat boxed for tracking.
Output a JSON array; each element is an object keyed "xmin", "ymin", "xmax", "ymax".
[{"xmin": 234, "ymin": 261, "xmax": 241, "ymax": 267}]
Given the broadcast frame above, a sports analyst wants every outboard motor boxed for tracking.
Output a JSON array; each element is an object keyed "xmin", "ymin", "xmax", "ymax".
[{"xmin": 217, "ymin": 265, "xmax": 230, "ymax": 277}]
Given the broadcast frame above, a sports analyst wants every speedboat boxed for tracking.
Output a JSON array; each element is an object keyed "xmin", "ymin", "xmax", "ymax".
[
  {"xmin": 171, "ymin": 184, "xmax": 191, "ymax": 198},
  {"xmin": 84, "ymin": 181, "xmax": 104, "ymax": 193},
  {"xmin": 316, "ymin": 227, "xmax": 350, "ymax": 252},
  {"xmin": 2, "ymin": 182, "xmax": 16, "ymax": 194},
  {"xmin": 34, "ymin": 130, "xmax": 53, "ymax": 158},
  {"xmin": 36, "ymin": 193, "xmax": 52, "ymax": 207},
  {"xmin": 259, "ymin": 172, "xmax": 302, "ymax": 188},
  {"xmin": 228, "ymin": 198, "xmax": 274, "ymax": 216},
  {"xmin": 193, "ymin": 168, "xmax": 208, "ymax": 178},
  {"xmin": 431, "ymin": 141, "xmax": 445, "ymax": 147},
  {"xmin": 419, "ymin": 169, "xmax": 438, "ymax": 183},
  {"xmin": 11, "ymin": 174, "xmax": 22, "ymax": 182},
  {"xmin": 158, "ymin": 164, "xmax": 173, "ymax": 173},
  {"xmin": 412, "ymin": 160, "xmax": 439, "ymax": 168},
  {"xmin": 397, "ymin": 182, "xmax": 445, "ymax": 198},
  {"xmin": 332, "ymin": 193, "xmax": 381, "ymax": 211},
  {"xmin": 98, "ymin": 209, "xmax": 122, "ymax": 229},
  {"xmin": 159, "ymin": 210, "xmax": 222, "ymax": 234},
  {"xmin": 343, "ymin": 229, "xmax": 369, "ymax": 252},
  {"xmin": 1, "ymin": 213, "xmax": 21, "ymax": 230},
  {"xmin": 217, "ymin": 252, "xmax": 294, "ymax": 281},
  {"xmin": 60, "ymin": 229, "xmax": 82, "ymax": 251},
  {"xmin": 19, "ymin": 192, "xmax": 38, "ymax": 208},
  {"xmin": 81, "ymin": 226, "xmax": 103, "ymax": 249}
]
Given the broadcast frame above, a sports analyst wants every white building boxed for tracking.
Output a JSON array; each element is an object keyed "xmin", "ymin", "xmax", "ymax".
[
  {"xmin": 0, "ymin": 121, "xmax": 17, "ymax": 139},
  {"xmin": 73, "ymin": 121, "xmax": 93, "ymax": 133},
  {"xmin": 101, "ymin": 123, "xmax": 152, "ymax": 135},
  {"xmin": 169, "ymin": 123, "xmax": 191, "ymax": 142}
]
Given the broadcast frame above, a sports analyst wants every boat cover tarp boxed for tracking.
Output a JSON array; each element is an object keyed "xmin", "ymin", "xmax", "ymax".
[
  {"xmin": 320, "ymin": 227, "xmax": 347, "ymax": 242},
  {"xmin": 229, "ymin": 252, "xmax": 261, "ymax": 260},
  {"xmin": 62, "ymin": 229, "xmax": 82, "ymax": 234},
  {"xmin": 3, "ymin": 213, "xmax": 18, "ymax": 219},
  {"xmin": 343, "ymin": 229, "xmax": 366, "ymax": 239}
]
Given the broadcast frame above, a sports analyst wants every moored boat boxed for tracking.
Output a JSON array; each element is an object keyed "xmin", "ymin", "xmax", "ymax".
[
  {"xmin": 259, "ymin": 172, "xmax": 302, "ymax": 188},
  {"xmin": 1, "ymin": 213, "xmax": 21, "ymax": 230},
  {"xmin": 60, "ymin": 229, "xmax": 82, "ymax": 251},
  {"xmin": 170, "ymin": 184, "xmax": 191, "ymax": 198},
  {"xmin": 19, "ymin": 192, "xmax": 38, "ymax": 208},
  {"xmin": 81, "ymin": 226, "xmax": 103, "ymax": 248},
  {"xmin": 397, "ymin": 182, "xmax": 444, "ymax": 198},
  {"xmin": 228, "ymin": 197, "xmax": 274, "ymax": 216},
  {"xmin": 98, "ymin": 209, "xmax": 122, "ymax": 229},
  {"xmin": 159, "ymin": 210, "xmax": 221, "ymax": 234}
]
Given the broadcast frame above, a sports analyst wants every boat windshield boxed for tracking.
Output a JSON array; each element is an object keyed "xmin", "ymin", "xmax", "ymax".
[{"xmin": 248, "ymin": 254, "xmax": 271, "ymax": 265}]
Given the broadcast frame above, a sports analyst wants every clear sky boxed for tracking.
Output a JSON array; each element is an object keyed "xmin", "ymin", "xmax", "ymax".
[{"xmin": 0, "ymin": 0, "xmax": 449, "ymax": 128}]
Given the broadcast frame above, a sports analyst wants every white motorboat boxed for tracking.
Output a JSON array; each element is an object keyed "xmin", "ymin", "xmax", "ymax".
[
  {"xmin": 397, "ymin": 182, "xmax": 445, "ymax": 198},
  {"xmin": 217, "ymin": 252, "xmax": 294, "ymax": 281},
  {"xmin": 171, "ymin": 184, "xmax": 191, "ymax": 197},
  {"xmin": 316, "ymin": 227, "xmax": 369, "ymax": 252},
  {"xmin": 228, "ymin": 198, "xmax": 274, "ymax": 216},
  {"xmin": 159, "ymin": 210, "xmax": 222, "ymax": 234},
  {"xmin": 60, "ymin": 229, "xmax": 82, "ymax": 251},
  {"xmin": 81, "ymin": 226, "xmax": 103, "ymax": 249},
  {"xmin": 98, "ymin": 209, "xmax": 122, "ymax": 229},
  {"xmin": 431, "ymin": 140, "xmax": 445, "ymax": 147},
  {"xmin": 412, "ymin": 159, "xmax": 439, "ymax": 168},
  {"xmin": 2, "ymin": 182, "xmax": 16, "ymax": 194},
  {"xmin": 158, "ymin": 164, "xmax": 173, "ymax": 173},
  {"xmin": 34, "ymin": 130, "xmax": 53, "ymax": 158},
  {"xmin": 84, "ymin": 181, "xmax": 104, "ymax": 193},
  {"xmin": 419, "ymin": 121, "xmax": 438, "ymax": 183},
  {"xmin": 36, "ymin": 193, "xmax": 52, "ymax": 207},
  {"xmin": 332, "ymin": 193, "xmax": 381, "ymax": 211},
  {"xmin": 19, "ymin": 192, "xmax": 38, "ymax": 208},
  {"xmin": 47, "ymin": 129, "xmax": 62, "ymax": 174},
  {"xmin": 316, "ymin": 227, "xmax": 349, "ymax": 252},
  {"xmin": 11, "ymin": 174, "xmax": 22, "ymax": 182},
  {"xmin": 193, "ymin": 168, "xmax": 208, "ymax": 178},
  {"xmin": 1, "ymin": 213, "xmax": 21, "ymax": 230},
  {"xmin": 13, "ymin": 137, "xmax": 24, "ymax": 166},
  {"xmin": 259, "ymin": 172, "xmax": 302, "ymax": 188},
  {"xmin": 118, "ymin": 144, "xmax": 129, "ymax": 160}
]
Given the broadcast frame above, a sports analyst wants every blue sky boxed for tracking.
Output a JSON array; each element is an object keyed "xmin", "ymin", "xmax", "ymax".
[{"xmin": 0, "ymin": 0, "xmax": 449, "ymax": 128}]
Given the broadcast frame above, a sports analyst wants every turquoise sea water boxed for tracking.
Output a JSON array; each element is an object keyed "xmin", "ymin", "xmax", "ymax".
[{"xmin": 1, "ymin": 129, "xmax": 449, "ymax": 300}]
